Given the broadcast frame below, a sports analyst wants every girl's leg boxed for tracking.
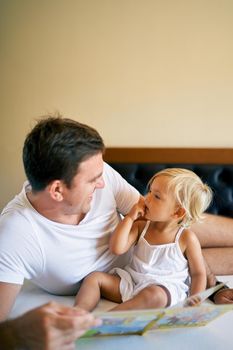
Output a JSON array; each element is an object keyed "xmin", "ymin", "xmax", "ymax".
[
  {"xmin": 110, "ymin": 284, "xmax": 170, "ymax": 311},
  {"xmin": 75, "ymin": 271, "xmax": 122, "ymax": 311}
]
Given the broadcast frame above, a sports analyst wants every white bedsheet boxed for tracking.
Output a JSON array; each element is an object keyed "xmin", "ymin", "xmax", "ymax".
[{"xmin": 9, "ymin": 276, "xmax": 233, "ymax": 349}]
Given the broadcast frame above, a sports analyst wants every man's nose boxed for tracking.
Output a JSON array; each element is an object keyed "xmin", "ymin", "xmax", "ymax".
[{"xmin": 96, "ymin": 177, "xmax": 105, "ymax": 188}]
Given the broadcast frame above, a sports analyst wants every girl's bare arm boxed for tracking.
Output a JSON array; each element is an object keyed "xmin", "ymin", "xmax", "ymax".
[
  {"xmin": 109, "ymin": 201, "xmax": 145, "ymax": 255},
  {"xmin": 183, "ymin": 230, "xmax": 207, "ymax": 296}
]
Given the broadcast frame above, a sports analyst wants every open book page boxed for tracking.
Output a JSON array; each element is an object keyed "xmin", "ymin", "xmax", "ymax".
[
  {"xmin": 176, "ymin": 282, "xmax": 227, "ymax": 307},
  {"xmin": 84, "ymin": 309, "xmax": 164, "ymax": 337},
  {"xmin": 148, "ymin": 282, "xmax": 232, "ymax": 331},
  {"xmin": 148, "ymin": 304, "xmax": 233, "ymax": 331},
  {"xmin": 82, "ymin": 284, "xmax": 233, "ymax": 338}
]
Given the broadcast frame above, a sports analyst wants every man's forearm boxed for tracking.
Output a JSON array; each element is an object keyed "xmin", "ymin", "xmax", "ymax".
[
  {"xmin": 192, "ymin": 214, "xmax": 233, "ymax": 248},
  {"xmin": 202, "ymin": 247, "xmax": 233, "ymax": 275}
]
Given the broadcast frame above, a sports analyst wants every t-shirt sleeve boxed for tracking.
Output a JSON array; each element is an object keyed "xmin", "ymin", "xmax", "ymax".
[
  {"xmin": 104, "ymin": 162, "xmax": 140, "ymax": 215},
  {"xmin": 0, "ymin": 211, "xmax": 44, "ymax": 284}
]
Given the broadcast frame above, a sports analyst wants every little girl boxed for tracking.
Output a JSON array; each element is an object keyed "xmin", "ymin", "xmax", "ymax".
[{"xmin": 75, "ymin": 168, "xmax": 212, "ymax": 311}]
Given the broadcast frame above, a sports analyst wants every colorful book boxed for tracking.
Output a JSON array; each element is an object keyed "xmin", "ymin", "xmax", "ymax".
[{"xmin": 83, "ymin": 283, "xmax": 233, "ymax": 337}]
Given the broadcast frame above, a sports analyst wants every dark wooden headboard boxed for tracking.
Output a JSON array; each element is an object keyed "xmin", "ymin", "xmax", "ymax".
[{"xmin": 104, "ymin": 147, "xmax": 233, "ymax": 164}]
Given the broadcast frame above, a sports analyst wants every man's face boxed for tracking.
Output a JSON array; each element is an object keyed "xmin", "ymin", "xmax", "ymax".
[{"xmin": 62, "ymin": 152, "xmax": 105, "ymax": 215}]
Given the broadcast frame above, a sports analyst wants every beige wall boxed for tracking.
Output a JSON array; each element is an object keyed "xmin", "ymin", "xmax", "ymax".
[{"xmin": 1, "ymin": 0, "xmax": 233, "ymax": 209}]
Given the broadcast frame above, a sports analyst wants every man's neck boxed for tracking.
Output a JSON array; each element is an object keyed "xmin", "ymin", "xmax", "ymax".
[{"xmin": 26, "ymin": 191, "xmax": 85, "ymax": 225}]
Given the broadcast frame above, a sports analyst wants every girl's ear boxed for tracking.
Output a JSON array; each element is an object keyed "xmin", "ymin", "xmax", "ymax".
[
  {"xmin": 47, "ymin": 180, "xmax": 64, "ymax": 202},
  {"xmin": 174, "ymin": 206, "xmax": 186, "ymax": 219}
]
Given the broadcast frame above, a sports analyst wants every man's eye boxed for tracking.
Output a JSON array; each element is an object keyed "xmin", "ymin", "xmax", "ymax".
[{"xmin": 154, "ymin": 194, "xmax": 160, "ymax": 199}]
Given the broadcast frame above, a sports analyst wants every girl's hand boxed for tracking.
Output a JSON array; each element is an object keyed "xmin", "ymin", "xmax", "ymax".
[
  {"xmin": 128, "ymin": 198, "xmax": 146, "ymax": 221},
  {"xmin": 184, "ymin": 295, "xmax": 201, "ymax": 307}
]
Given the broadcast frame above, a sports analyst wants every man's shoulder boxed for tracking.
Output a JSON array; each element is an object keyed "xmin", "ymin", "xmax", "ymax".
[
  {"xmin": 103, "ymin": 162, "xmax": 136, "ymax": 190},
  {"xmin": 103, "ymin": 162, "xmax": 116, "ymax": 177},
  {"xmin": 102, "ymin": 162, "xmax": 121, "ymax": 188},
  {"xmin": 0, "ymin": 182, "xmax": 32, "ymax": 227}
]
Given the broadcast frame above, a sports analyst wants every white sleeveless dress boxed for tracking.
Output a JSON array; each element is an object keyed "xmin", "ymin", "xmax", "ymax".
[{"xmin": 110, "ymin": 221, "xmax": 190, "ymax": 306}]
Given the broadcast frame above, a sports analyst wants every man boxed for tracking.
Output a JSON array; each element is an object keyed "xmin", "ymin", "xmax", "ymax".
[
  {"xmin": 0, "ymin": 116, "xmax": 139, "ymax": 320},
  {"xmin": 0, "ymin": 301, "xmax": 101, "ymax": 349},
  {"xmin": 0, "ymin": 115, "xmax": 232, "ymax": 322}
]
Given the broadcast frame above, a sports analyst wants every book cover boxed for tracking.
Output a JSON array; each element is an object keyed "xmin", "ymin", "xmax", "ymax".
[{"xmin": 83, "ymin": 283, "xmax": 233, "ymax": 337}]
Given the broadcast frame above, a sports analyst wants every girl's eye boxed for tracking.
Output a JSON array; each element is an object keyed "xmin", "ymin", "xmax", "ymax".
[{"xmin": 147, "ymin": 189, "xmax": 160, "ymax": 199}]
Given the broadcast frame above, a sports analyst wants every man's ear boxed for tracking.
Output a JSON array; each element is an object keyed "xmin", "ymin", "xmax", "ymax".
[{"xmin": 47, "ymin": 180, "xmax": 64, "ymax": 202}]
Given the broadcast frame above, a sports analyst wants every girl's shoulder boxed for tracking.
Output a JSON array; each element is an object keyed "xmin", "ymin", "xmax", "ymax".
[
  {"xmin": 180, "ymin": 228, "xmax": 198, "ymax": 239},
  {"xmin": 179, "ymin": 227, "xmax": 200, "ymax": 251}
]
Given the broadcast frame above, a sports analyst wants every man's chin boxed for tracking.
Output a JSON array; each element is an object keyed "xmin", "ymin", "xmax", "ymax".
[{"xmin": 82, "ymin": 203, "xmax": 91, "ymax": 214}]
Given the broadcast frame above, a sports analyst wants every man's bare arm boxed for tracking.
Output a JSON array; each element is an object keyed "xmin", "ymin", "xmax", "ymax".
[
  {"xmin": 0, "ymin": 282, "xmax": 22, "ymax": 321},
  {"xmin": 192, "ymin": 214, "xmax": 233, "ymax": 248}
]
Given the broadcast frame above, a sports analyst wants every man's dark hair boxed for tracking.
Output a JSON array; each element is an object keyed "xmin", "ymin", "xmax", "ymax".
[{"xmin": 23, "ymin": 115, "xmax": 105, "ymax": 191}]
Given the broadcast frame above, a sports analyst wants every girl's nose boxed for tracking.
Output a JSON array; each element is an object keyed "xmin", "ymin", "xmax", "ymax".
[{"xmin": 144, "ymin": 193, "xmax": 150, "ymax": 204}]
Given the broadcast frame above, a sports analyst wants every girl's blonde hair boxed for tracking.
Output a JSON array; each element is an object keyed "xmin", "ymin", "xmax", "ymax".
[{"xmin": 148, "ymin": 168, "xmax": 213, "ymax": 227}]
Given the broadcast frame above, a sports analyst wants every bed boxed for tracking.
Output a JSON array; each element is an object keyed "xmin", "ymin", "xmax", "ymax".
[{"xmin": 9, "ymin": 147, "xmax": 233, "ymax": 349}]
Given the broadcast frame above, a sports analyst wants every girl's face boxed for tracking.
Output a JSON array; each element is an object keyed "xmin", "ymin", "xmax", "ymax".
[{"xmin": 144, "ymin": 175, "xmax": 178, "ymax": 222}]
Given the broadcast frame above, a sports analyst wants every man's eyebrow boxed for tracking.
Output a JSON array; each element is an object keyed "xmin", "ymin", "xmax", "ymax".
[{"xmin": 89, "ymin": 172, "xmax": 103, "ymax": 182}]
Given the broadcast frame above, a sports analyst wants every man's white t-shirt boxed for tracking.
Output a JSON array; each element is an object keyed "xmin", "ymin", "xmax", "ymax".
[{"xmin": 0, "ymin": 163, "xmax": 139, "ymax": 295}]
